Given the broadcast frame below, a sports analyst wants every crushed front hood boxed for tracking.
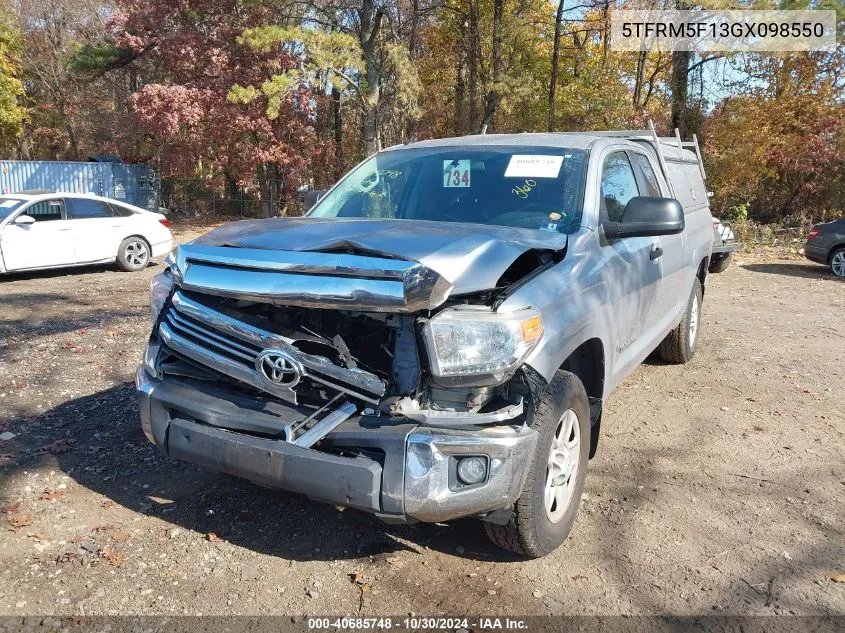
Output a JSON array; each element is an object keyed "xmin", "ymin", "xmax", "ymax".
[{"xmin": 192, "ymin": 217, "xmax": 567, "ymax": 298}]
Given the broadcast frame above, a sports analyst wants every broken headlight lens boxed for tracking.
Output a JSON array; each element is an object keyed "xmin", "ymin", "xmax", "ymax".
[
  {"xmin": 150, "ymin": 270, "xmax": 173, "ymax": 326},
  {"xmin": 423, "ymin": 307, "xmax": 543, "ymax": 379}
]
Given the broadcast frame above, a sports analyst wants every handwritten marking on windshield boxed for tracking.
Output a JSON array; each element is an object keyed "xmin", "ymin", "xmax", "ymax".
[{"xmin": 512, "ymin": 179, "xmax": 537, "ymax": 199}]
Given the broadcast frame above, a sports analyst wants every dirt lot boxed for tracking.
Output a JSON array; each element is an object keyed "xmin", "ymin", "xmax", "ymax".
[{"xmin": 0, "ymin": 226, "xmax": 842, "ymax": 618}]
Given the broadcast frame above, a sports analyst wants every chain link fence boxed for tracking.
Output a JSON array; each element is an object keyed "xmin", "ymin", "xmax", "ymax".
[{"xmin": 160, "ymin": 178, "xmax": 271, "ymax": 218}]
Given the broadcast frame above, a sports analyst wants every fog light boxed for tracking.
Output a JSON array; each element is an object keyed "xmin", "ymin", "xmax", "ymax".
[{"xmin": 456, "ymin": 456, "xmax": 487, "ymax": 485}]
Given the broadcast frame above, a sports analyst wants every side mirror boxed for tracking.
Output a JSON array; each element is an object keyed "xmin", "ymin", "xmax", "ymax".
[
  {"xmin": 14, "ymin": 214, "xmax": 35, "ymax": 225},
  {"xmin": 602, "ymin": 197, "xmax": 684, "ymax": 239}
]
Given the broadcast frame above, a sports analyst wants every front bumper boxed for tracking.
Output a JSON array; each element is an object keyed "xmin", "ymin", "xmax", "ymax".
[{"xmin": 136, "ymin": 367, "xmax": 537, "ymax": 523}]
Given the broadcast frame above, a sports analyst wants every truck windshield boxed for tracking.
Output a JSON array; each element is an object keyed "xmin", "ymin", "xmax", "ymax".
[
  {"xmin": 0, "ymin": 198, "xmax": 25, "ymax": 220},
  {"xmin": 309, "ymin": 146, "xmax": 588, "ymax": 234}
]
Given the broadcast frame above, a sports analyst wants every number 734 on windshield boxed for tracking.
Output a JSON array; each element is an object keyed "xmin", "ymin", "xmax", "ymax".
[{"xmin": 443, "ymin": 160, "xmax": 471, "ymax": 187}]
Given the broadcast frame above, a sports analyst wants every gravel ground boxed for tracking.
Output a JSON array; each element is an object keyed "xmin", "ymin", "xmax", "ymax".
[{"xmin": 0, "ymin": 226, "xmax": 843, "ymax": 617}]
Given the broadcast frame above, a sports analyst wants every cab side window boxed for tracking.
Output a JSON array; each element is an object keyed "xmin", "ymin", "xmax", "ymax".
[
  {"xmin": 630, "ymin": 153, "xmax": 663, "ymax": 197},
  {"xmin": 600, "ymin": 152, "xmax": 640, "ymax": 222},
  {"xmin": 66, "ymin": 198, "xmax": 114, "ymax": 219},
  {"xmin": 23, "ymin": 200, "xmax": 64, "ymax": 222}
]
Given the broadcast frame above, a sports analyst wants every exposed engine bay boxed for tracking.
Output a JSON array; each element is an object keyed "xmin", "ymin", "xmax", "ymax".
[{"xmin": 156, "ymin": 289, "xmax": 528, "ymax": 427}]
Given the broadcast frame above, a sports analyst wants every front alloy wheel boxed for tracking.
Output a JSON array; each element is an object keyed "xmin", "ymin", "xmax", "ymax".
[
  {"xmin": 544, "ymin": 409, "xmax": 581, "ymax": 523},
  {"xmin": 484, "ymin": 370, "xmax": 590, "ymax": 558}
]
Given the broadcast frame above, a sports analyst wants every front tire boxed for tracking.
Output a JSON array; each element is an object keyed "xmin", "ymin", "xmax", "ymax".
[
  {"xmin": 658, "ymin": 277, "xmax": 702, "ymax": 364},
  {"xmin": 830, "ymin": 247, "xmax": 845, "ymax": 278},
  {"xmin": 117, "ymin": 237, "xmax": 150, "ymax": 272},
  {"xmin": 484, "ymin": 371, "xmax": 590, "ymax": 558}
]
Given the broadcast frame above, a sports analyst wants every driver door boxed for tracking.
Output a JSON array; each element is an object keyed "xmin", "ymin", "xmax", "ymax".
[
  {"xmin": 598, "ymin": 151, "xmax": 664, "ymax": 383},
  {"xmin": 1, "ymin": 199, "xmax": 76, "ymax": 270}
]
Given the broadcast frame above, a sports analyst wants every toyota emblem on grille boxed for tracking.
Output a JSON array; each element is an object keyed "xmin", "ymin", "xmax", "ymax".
[{"xmin": 255, "ymin": 349, "xmax": 302, "ymax": 388}]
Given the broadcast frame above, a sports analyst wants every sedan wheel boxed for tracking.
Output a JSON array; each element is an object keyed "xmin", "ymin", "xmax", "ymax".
[
  {"xmin": 831, "ymin": 249, "xmax": 845, "ymax": 278},
  {"xmin": 117, "ymin": 237, "xmax": 150, "ymax": 272}
]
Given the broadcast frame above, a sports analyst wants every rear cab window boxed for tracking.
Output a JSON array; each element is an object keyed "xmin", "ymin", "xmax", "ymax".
[
  {"xmin": 66, "ymin": 198, "xmax": 114, "ymax": 219},
  {"xmin": 629, "ymin": 153, "xmax": 663, "ymax": 197}
]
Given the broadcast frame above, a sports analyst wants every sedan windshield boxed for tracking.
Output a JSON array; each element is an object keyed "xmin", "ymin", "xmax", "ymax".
[
  {"xmin": 0, "ymin": 197, "xmax": 25, "ymax": 220},
  {"xmin": 309, "ymin": 145, "xmax": 588, "ymax": 234}
]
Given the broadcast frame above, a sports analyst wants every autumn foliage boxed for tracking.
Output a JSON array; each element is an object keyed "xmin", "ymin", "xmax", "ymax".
[{"xmin": 1, "ymin": 0, "xmax": 844, "ymax": 223}]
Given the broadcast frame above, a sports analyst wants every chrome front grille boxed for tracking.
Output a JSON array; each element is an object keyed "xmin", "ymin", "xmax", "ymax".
[{"xmin": 158, "ymin": 291, "xmax": 386, "ymax": 405}]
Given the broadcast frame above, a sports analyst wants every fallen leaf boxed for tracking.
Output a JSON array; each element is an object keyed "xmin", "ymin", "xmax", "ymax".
[
  {"xmin": 349, "ymin": 571, "xmax": 367, "ymax": 585},
  {"xmin": 40, "ymin": 488, "xmax": 63, "ymax": 501},
  {"xmin": 44, "ymin": 439, "xmax": 74, "ymax": 455},
  {"xmin": 829, "ymin": 573, "xmax": 845, "ymax": 583},
  {"xmin": 109, "ymin": 532, "xmax": 134, "ymax": 543},
  {"xmin": 7, "ymin": 515, "xmax": 33, "ymax": 530},
  {"xmin": 1, "ymin": 501, "xmax": 22, "ymax": 515},
  {"xmin": 206, "ymin": 532, "xmax": 221, "ymax": 542},
  {"xmin": 101, "ymin": 500, "xmax": 115, "ymax": 509},
  {"xmin": 93, "ymin": 524, "xmax": 117, "ymax": 533},
  {"xmin": 99, "ymin": 546, "xmax": 124, "ymax": 567},
  {"xmin": 27, "ymin": 532, "xmax": 51, "ymax": 541},
  {"xmin": 57, "ymin": 551, "xmax": 78, "ymax": 564}
]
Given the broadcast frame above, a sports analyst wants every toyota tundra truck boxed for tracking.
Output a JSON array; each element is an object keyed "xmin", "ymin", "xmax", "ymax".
[{"xmin": 137, "ymin": 129, "xmax": 713, "ymax": 557}]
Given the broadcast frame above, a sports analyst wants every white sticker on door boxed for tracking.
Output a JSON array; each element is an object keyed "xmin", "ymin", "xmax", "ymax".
[
  {"xmin": 443, "ymin": 160, "xmax": 471, "ymax": 187},
  {"xmin": 504, "ymin": 155, "xmax": 564, "ymax": 178}
]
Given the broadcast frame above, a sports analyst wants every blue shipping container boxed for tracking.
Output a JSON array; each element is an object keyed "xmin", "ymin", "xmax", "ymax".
[{"xmin": 0, "ymin": 160, "xmax": 160, "ymax": 211}]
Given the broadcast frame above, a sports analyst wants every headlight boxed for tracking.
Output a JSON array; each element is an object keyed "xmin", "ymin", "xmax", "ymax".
[
  {"xmin": 422, "ymin": 307, "xmax": 543, "ymax": 380},
  {"xmin": 150, "ymin": 270, "xmax": 173, "ymax": 325}
]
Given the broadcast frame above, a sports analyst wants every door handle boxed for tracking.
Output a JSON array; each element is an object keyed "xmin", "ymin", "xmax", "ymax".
[{"xmin": 650, "ymin": 246, "xmax": 663, "ymax": 260}]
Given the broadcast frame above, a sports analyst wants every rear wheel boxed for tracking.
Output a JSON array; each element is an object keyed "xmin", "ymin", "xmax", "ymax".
[
  {"xmin": 117, "ymin": 237, "xmax": 150, "ymax": 272},
  {"xmin": 708, "ymin": 253, "xmax": 732, "ymax": 273},
  {"xmin": 830, "ymin": 248, "xmax": 845, "ymax": 278},
  {"xmin": 484, "ymin": 371, "xmax": 590, "ymax": 558},
  {"xmin": 658, "ymin": 277, "xmax": 702, "ymax": 364}
]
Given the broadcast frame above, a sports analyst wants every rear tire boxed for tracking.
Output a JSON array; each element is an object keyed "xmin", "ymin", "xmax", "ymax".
[
  {"xmin": 484, "ymin": 371, "xmax": 590, "ymax": 558},
  {"xmin": 117, "ymin": 237, "xmax": 150, "ymax": 272},
  {"xmin": 830, "ymin": 247, "xmax": 845, "ymax": 278},
  {"xmin": 658, "ymin": 277, "xmax": 702, "ymax": 364},
  {"xmin": 708, "ymin": 253, "xmax": 732, "ymax": 273}
]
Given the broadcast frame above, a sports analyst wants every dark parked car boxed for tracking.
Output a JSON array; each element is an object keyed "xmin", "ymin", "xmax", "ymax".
[{"xmin": 804, "ymin": 218, "xmax": 845, "ymax": 278}]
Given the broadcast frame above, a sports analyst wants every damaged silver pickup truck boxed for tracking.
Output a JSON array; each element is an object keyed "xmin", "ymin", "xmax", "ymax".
[{"xmin": 137, "ymin": 130, "xmax": 714, "ymax": 557}]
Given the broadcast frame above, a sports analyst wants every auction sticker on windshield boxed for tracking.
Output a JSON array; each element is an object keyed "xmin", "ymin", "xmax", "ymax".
[
  {"xmin": 443, "ymin": 160, "xmax": 471, "ymax": 187},
  {"xmin": 505, "ymin": 154, "xmax": 564, "ymax": 178}
]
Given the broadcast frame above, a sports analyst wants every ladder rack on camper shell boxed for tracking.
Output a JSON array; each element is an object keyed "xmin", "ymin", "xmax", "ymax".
[{"xmin": 589, "ymin": 121, "xmax": 706, "ymax": 200}]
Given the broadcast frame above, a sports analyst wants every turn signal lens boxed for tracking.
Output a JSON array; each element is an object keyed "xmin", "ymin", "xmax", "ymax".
[{"xmin": 521, "ymin": 314, "xmax": 543, "ymax": 342}]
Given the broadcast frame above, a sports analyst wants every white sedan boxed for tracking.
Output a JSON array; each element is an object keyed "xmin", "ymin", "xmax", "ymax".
[{"xmin": 0, "ymin": 191, "xmax": 173, "ymax": 274}]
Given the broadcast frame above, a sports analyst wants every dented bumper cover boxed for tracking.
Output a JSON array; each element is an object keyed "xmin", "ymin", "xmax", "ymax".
[{"xmin": 136, "ymin": 367, "xmax": 537, "ymax": 522}]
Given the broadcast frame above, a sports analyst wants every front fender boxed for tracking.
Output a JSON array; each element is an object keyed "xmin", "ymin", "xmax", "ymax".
[{"xmin": 497, "ymin": 230, "xmax": 609, "ymax": 395}]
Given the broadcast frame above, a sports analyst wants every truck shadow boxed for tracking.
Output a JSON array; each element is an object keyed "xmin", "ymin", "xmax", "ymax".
[
  {"xmin": 741, "ymin": 262, "xmax": 834, "ymax": 280},
  {"xmin": 0, "ymin": 383, "xmax": 519, "ymax": 563}
]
